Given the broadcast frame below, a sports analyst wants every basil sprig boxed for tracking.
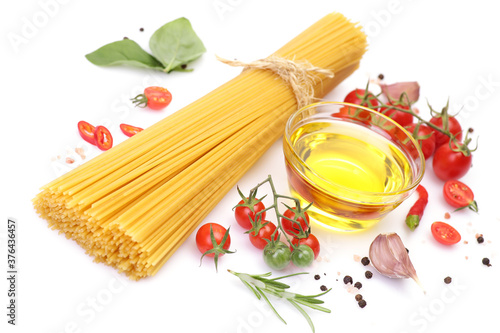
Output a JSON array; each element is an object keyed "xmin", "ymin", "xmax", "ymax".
[{"xmin": 85, "ymin": 17, "xmax": 206, "ymax": 73}]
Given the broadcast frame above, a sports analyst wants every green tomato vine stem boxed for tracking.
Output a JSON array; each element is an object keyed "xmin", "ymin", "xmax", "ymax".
[
  {"xmin": 358, "ymin": 85, "xmax": 476, "ymax": 155},
  {"xmin": 247, "ymin": 175, "xmax": 307, "ymax": 250}
]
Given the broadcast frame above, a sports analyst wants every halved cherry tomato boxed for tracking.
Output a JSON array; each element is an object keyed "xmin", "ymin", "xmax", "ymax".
[
  {"xmin": 131, "ymin": 86, "xmax": 172, "ymax": 110},
  {"xmin": 120, "ymin": 123, "xmax": 143, "ymax": 137},
  {"xmin": 78, "ymin": 120, "xmax": 96, "ymax": 145},
  {"xmin": 94, "ymin": 126, "xmax": 113, "ymax": 151},
  {"xmin": 431, "ymin": 221, "xmax": 461, "ymax": 245},
  {"xmin": 443, "ymin": 180, "xmax": 478, "ymax": 212}
]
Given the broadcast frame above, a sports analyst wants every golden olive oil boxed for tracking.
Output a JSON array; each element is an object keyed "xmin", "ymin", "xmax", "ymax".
[{"xmin": 285, "ymin": 120, "xmax": 414, "ymax": 231}]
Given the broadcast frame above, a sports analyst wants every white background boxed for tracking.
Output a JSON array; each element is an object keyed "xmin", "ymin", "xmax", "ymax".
[{"xmin": 2, "ymin": 0, "xmax": 500, "ymax": 332}]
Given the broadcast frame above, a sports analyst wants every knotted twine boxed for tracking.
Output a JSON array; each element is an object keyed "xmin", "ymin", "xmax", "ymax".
[{"xmin": 216, "ymin": 55, "xmax": 334, "ymax": 109}]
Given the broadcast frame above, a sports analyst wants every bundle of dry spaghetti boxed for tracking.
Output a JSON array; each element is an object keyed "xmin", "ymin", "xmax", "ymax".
[{"xmin": 33, "ymin": 12, "xmax": 367, "ymax": 280}]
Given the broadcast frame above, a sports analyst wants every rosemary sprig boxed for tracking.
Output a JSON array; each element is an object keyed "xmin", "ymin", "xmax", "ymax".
[{"xmin": 228, "ymin": 269, "xmax": 331, "ymax": 333}]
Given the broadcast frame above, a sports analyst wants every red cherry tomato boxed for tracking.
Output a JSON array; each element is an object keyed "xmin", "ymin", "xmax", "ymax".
[
  {"xmin": 429, "ymin": 116, "xmax": 462, "ymax": 150},
  {"xmin": 335, "ymin": 106, "xmax": 371, "ymax": 124},
  {"xmin": 234, "ymin": 199, "xmax": 266, "ymax": 230},
  {"xmin": 248, "ymin": 221, "xmax": 278, "ymax": 250},
  {"xmin": 432, "ymin": 142, "xmax": 472, "ymax": 180},
  {"xmin": 431, "ymin": 221, "xmax": 461, "ymax": 245},
  {"xmin": 341, "ymin": 89, "xmax": 379, "ymax": 122},
  {"xmin": 195, "ymin": 223, "xmax": 231, "ymax": 257},
  {"xmin": 291, "ymin": 234, "xmax": 320, "ymax": 259},
  {"xmin": 443, "ymin": 180, "xmax": 478, "ymax": 212},
  {"xmin": 78, "ymin": 120, "xmax": 96, "ymax": 145},
  {"xmin": 281, "ymin": 208, "xmax": 310, "ymax": 236},
  {"xmin": 120, "ymin": 123, "xmax": 143, "ymax": 137},
  {"xmin": 94, "ymin": 125, "xmax": 113, "ymax": 151},
  {"xmin": 343, "ymin": 89, "xmax": 379, "ymax": 109},
  {"xmin": 131, "ymin": 86, "xmax": 172, "ymax": 110},
  {"xmin": 379, "ymin": 102, "xmax": 413, "ymax": 127},
  {"xmin": 405, "ymin": 123, "xmax": 436, "ymax": 160}
]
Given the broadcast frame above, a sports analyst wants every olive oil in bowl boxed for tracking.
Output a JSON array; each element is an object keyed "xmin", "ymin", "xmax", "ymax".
[{"xmin": 283, "ymin": 102, "xmax": 424, "ymax": 232}]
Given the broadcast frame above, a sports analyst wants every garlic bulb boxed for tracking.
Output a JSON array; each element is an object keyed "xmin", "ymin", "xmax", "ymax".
[{"xmin": 369, "ymin": 233, "xmax": 424, "ymax": 291}]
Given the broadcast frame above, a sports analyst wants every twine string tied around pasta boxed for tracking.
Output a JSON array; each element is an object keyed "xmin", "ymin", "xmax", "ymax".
[{"xmin": 217, "ymin": 55, "xmax": 334, "ymax": 109}]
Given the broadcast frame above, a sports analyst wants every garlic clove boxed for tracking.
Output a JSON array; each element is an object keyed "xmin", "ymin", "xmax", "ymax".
[
  {"xmin": 379, "ymin": 81, "xmax": 420, "ymax": 103},
  {"xmin": 369, "ymin": 233, "xmax": 424, "ymax": 292}
]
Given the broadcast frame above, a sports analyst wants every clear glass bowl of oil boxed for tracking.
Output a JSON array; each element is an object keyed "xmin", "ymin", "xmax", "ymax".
[{"xmin": 283, "ymin": 101, "xmax": 425, "ymax": 232}]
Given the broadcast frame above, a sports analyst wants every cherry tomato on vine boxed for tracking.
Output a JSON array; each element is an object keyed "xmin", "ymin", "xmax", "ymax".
[
  {"xmin": 263, "ymin": 241, "xmax": 291, "ymax": 270},
  {"xmin": 443, "ymin": 180, "xmax": 478, "ymax": 212},
  {"xmin": 432, "ymin": 142, "xmax": 472, "ymax": 180},
  {"xmin": 291, "ymin": 234, "xmax": 320, "ymax": 259},
  {"xmin": 430, "ymin": 115, "xmax": 462, "ymax": 150},
  {"xmin": 379, "ymin": 102, "xmax": 413, "ymax": 127},
  {"xmin": 281, "ymin": 207, "xmax": 310, "ymax": 236},
  {"xmin": 120, "ymin": 123, "xmax": 143, "ymax": 137},
  {"xmin": 431, "ymin": 221, "xmax": 461, "ymax": 245},
  {"xmin": 291, "ymin": 244, "xmax": 315, "ymax": 268},
  {"xmin": 340, "ymin": 89, "xmax": 379, "ymax": 122},
  {"xmin": 405, "ymin": 123, "xmax": 436, "ymax": 160},
  {"xmin": 131, "ymin": 86, "xmax": 172, "ymax": 110},
  {"xmin": 343, "ymin": 88, "xmax": 379, "ymax": 109},
  {"xmin": 248, "ymin": 221, "xmax": 278, "ymax": 250},
  {"xmin": 234, "ymin": 196, "xmax": 266, "ymax": 230},
  {"xmin": 94, "ymin": 126, "xmax": 113, "ymax": 151},
  {"xmin": 78, "ymin": 120, "xmax": 96, "ymax": 145}
]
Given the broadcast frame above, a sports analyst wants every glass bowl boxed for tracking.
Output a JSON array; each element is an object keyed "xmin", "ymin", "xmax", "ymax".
[{"xmin": 283, "ymin": 101, "xmax": 425, "ymax": 232}]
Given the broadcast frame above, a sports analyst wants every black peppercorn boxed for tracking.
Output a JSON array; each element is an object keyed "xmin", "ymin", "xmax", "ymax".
[
  {"xmin": 482, "ymin": 258, "xmax": 492, "ymax": 267},
  {"xmin": 358, "ymin": 299, "xmax": 367, "ymax": 308},
  {"xmin": 378, "ymin": 73, "xmax": 384, "ymax": 80},
  {"xmin": 314, "ymin": 274, "xmax": 321, "ymax": 280},
  {"xmin": 123, "ymin": 36, "xmax": 129, "ymax": 40},
  {"xmin": 365, "ymin": 270, "xmax": 373, "ymax": 279},
  {"xmin": 444, "ymin": 276, "xmax": 452, "ymax": 284},
  {"xmin": 320, "ymin": 285, "xmax": 328, "ymax": 291},
  {"xmin": 361, "ymin": 257, "xmax": 370, "ymax": 266},
  {"xmin": 355, "ymin": 294, "xmax": 363, "ymax": 302},
  {"xmin": 139, "ymin": 27, "xmax": 144, "ymax": 32},
  {"xmin": 354, "ymin": 282, "xmax": 362, "ymax": 289},
  {"xmin": 477, "ymin": 236, "xmax": 484, "ymax": 244},
  {"xmin": 343, "ymin": 275, "xmax": 353, "ymax": 285}
]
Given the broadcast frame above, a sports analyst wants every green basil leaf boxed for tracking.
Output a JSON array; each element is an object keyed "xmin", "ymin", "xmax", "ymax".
[
  {"xmin": 149, "ymin": 17, "xmax": 206, "ymax": 73},
  {"xmin": 85, "ymin": 39, "xmax": 164, "ymax": 70}
]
